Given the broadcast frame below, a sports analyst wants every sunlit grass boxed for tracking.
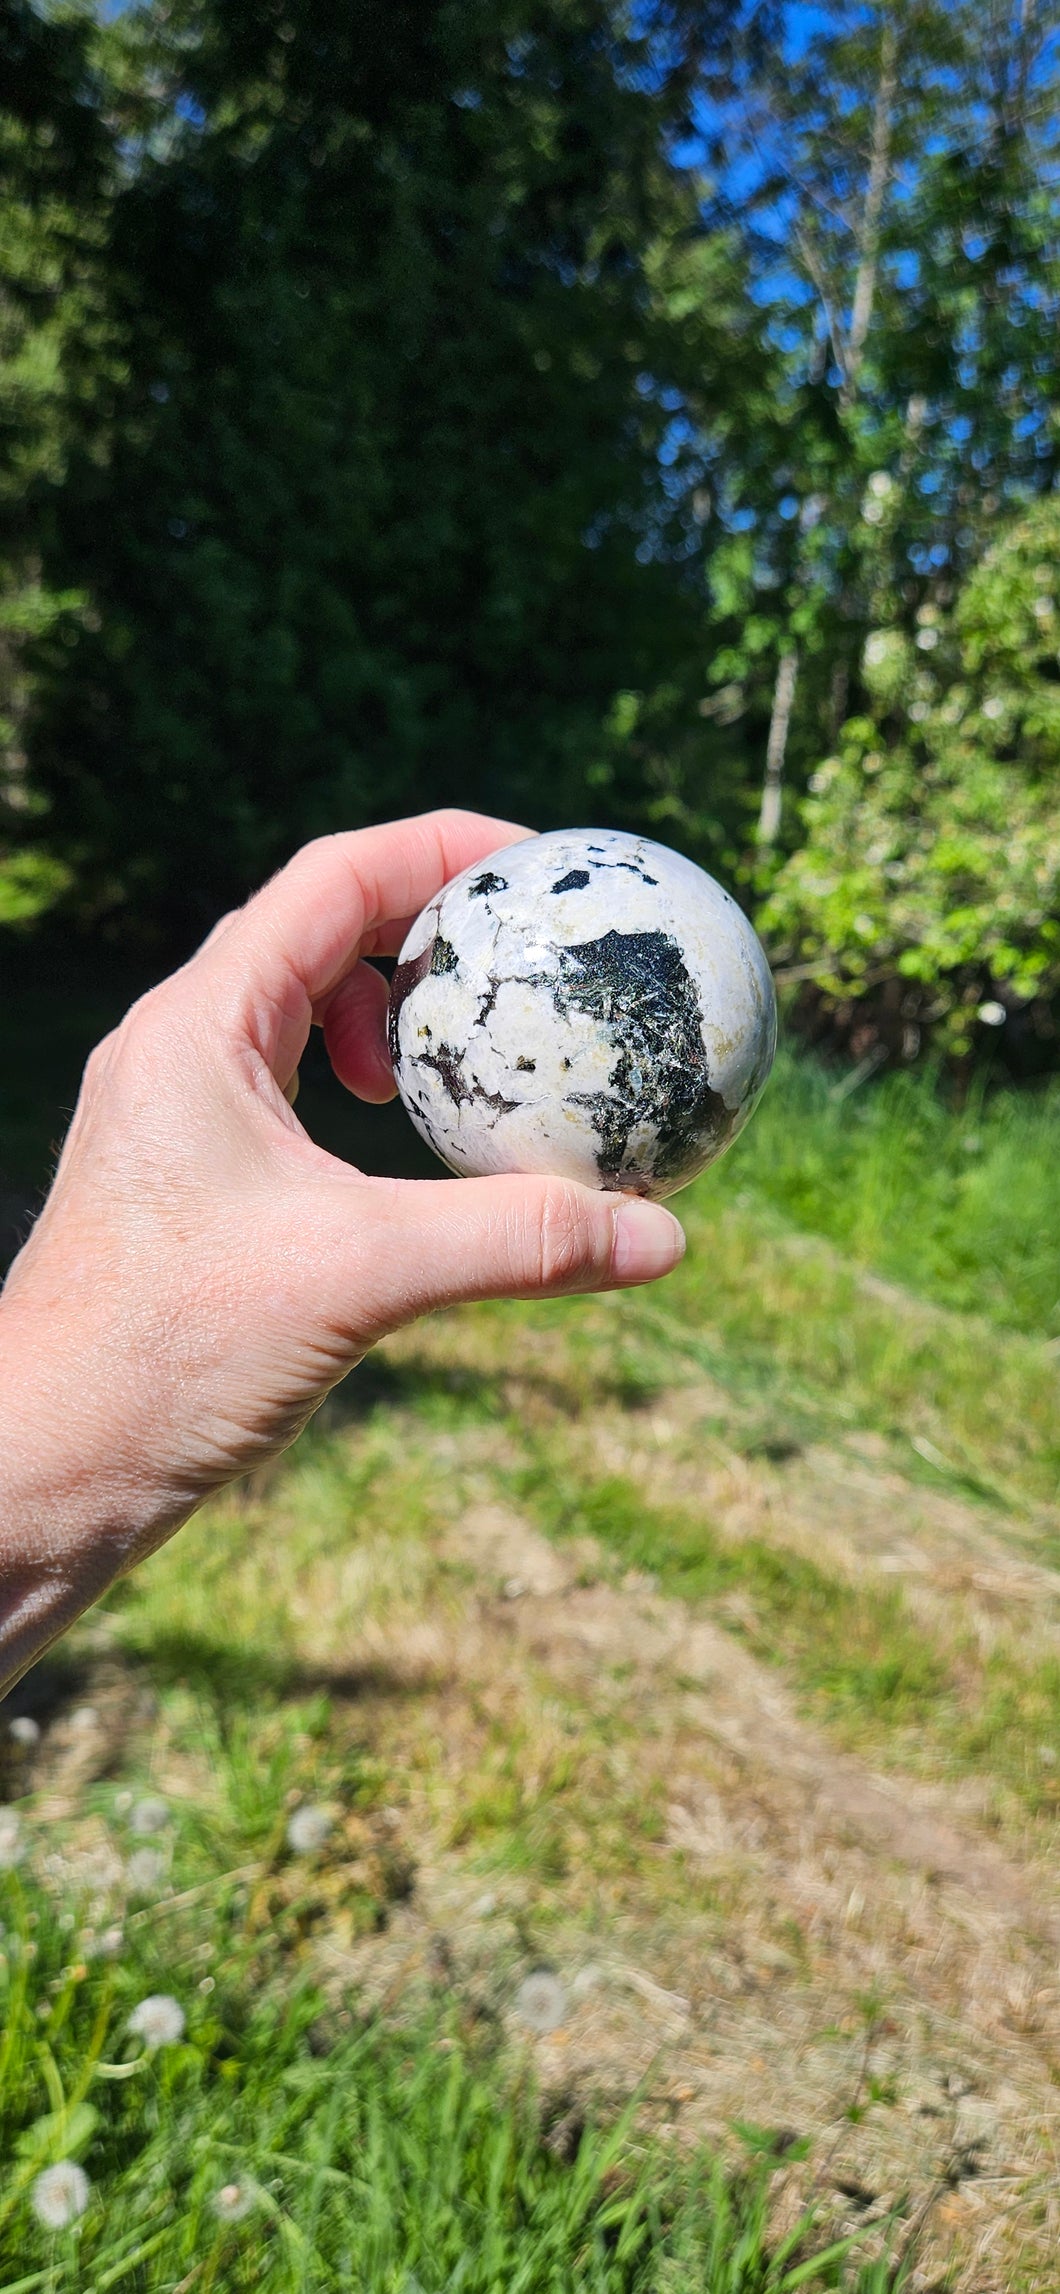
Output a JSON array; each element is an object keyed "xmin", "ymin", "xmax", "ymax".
[
  {"xmin": 0, "ymin": 1743, "xmax": 899, "ymax": 2292},
  {"xmin": 3, "ymin": 1044, "xmax": 1058, "ymax": 2286},
  {"xmin": 728, "ymin": 1049, "xmax": 1060, "ymax": 1340}
]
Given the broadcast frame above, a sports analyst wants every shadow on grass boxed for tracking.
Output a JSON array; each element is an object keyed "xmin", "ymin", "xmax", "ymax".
[
  {"xmin": 320, "ymin": 1348, "xmax": 662, "ymax": 1429},
  {"xmin": 113, "ymin": 1626, "xmax": 449, "ymax": 1710}
]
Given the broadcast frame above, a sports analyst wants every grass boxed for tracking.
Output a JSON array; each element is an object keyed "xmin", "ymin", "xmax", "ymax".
[
  {"xmin": 732, "ymin": 1049, "xmax": 1060, "ymax": 1341},
  {"xmin": 4, "ymin": 980, "xmax": 1060, "ymax": 2287},
  {"xmin": 513, "ymin": 1458, "xmax": 1060, "ymax": 1818},
  {"xmin": 0, "ymin": 1713, "xmax": 900, "ymax": 2293}
]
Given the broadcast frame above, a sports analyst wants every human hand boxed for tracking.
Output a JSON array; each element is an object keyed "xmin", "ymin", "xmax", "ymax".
[{"xmin": 0, "ymin": 812, "xmax": 684, "ymax": 1685}]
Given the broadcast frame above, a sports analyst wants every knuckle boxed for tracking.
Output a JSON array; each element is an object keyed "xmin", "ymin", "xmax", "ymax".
[{"xmin": 533, "ymin": 1182, "xmax": 606, "ymax": 1292}]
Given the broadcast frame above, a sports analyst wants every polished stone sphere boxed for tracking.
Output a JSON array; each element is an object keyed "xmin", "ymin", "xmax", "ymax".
[{"xmin": 387, "ymin": 828, "xmax": 776, "ymax": 1200}]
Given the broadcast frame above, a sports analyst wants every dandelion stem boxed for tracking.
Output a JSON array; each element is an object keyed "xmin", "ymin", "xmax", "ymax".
[
  {"xmin": 127, "ymin": 1863, "xmax": 262, "ymax": 1926},
  {"xmin": 92, "ymin": 2228, "xmax": 170, "ymax": 2289}
]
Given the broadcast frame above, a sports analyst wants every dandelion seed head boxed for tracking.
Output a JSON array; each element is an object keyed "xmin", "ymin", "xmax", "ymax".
[
  {"xmin": 85, "ymin": 1924, "xmax": 124, "ymax": 1959},
  {"xmin": 286, "ymin": 1804, "xmax": 333, "ymax": 1854},
  {"xmin": 126, "ymin": 1847, "xmax": 167, "ymax": 1895},
  {"xmin": 30, "ymin": 2161, "xmax": 91, "ymax": 2229},
  {"xmin": 129, "ymin": 1796, "xmax": 170, "ymax": 1835},
  {"xmin": 0, "ymin": 1809, "xmax": 25, "ymax": 1869},
  {"xmin": 514, "ymin": 1970, "xmax": 567, "ymax": 2034},
  {"xmin": 212, "ymin": 2177, "xmax": 258, "ymax": 2221},
  {"xmin": 128, "ymin": 1993, "xmax": 186, "ymax": 2048},
  {"xmin": 8, "ymin": 1715, "xmax": 40, "ymax": 1746}
]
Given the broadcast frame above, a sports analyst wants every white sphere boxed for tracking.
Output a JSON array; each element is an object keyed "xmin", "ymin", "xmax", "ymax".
[{"xmin": 388, "ymin": 829, "xmax": 776, "ymax": 1201}]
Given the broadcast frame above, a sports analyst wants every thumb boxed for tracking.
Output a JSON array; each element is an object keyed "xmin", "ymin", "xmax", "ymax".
[{"xmin": 328, "ymin": 1171, "xmax": 686, "ymax": 1336}]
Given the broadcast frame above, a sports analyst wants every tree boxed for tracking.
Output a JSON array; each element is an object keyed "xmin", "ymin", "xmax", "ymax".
[
  {"xmin": 762, "ymin": 498, "xmax": 1060, "ymax": 1056},
  {"xmin": 0, "ymin": 0, "xmax": 116, "ymax": 923},
  {"xmin": 19, "ymin": 0, "xmax": 750, "ymax": 942}
]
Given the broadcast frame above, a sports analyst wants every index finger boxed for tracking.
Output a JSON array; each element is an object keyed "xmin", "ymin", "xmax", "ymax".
[{"xmin": 200, "ymin": 809, "xmax": 533, "ymax": 1050}]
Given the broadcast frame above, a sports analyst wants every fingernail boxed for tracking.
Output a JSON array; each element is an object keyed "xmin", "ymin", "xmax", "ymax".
[{"xmin": 611, "ymin": 1197, "xmax": 686, "ymax": 1283}]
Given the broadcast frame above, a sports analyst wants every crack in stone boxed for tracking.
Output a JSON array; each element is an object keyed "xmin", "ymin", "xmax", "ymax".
[
  {"xmin": 582, "ymin": 852, "xmax": 659, "ymax": 885},
  {"xmin": 416, "ymin": 1041, "xmax": 519, "ymax": 1123}
]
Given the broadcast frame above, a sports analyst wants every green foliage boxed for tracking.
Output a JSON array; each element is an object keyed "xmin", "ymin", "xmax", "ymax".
[
  {"xmin": 2, "ymin": 2, "xmax": 1060, "ymax": 1060},
  {"xmin": 15, "ymin": 0, "xmax": 750, "ymax": 936},
  {"xmin": 0, "ymin": 0, "xmax": 127, "ymax": 942},
  {"xmin": 762, "ymin": 502, "xmax": 1060, "ymax": 1045}
]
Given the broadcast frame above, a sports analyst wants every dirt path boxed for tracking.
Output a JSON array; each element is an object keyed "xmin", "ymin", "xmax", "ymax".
[{"xmin": 318, "ymin": 1477, "xmax": 1060, "ymax": 2292}]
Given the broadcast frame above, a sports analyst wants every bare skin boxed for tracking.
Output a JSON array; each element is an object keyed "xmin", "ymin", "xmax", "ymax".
[{"xmin": 0, "ymin": 811, "xmax": 684, "ymax": 1695}]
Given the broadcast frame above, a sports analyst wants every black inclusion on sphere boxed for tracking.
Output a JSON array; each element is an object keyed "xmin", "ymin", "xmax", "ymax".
[
  {"xmin": 388, "ymin": 929, "xmax": 459, "ymax": 1064},
  {"xmin": 554, "ymin": 930, "xmax": 734, "ymax": 1188},
  {"xmin": 551, "ymin": 868, "xmax": 591, "ymax": 893}
]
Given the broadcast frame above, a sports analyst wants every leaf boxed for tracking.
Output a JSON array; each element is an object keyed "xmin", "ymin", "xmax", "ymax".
[{"xmin": 15, "ymin": 2100, "xmax": 99, "ymax": 2164}]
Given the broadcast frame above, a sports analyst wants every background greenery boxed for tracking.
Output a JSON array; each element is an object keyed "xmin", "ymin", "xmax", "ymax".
[{"xmin": 2, "ymin": 0, "xmax": 1059, "ymax": 1059}]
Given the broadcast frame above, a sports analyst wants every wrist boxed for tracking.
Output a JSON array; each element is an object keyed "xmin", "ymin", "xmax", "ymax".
[{"xmin": 0, "ymin": 1285, "xmax": 177, "ymax": 1691}]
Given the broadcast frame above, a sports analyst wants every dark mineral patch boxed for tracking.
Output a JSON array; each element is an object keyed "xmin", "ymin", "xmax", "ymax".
[
  {"xmin": 554, "ymin": 928, "xmax": 733, "ymax": 1186},
  {"xmin": 551, "ymin": 869, "xmax": 591, "ymax": 893},
  {"xmin": 418, "ymin": 1042, "xmax": 519, "ymax": 1121},
  {"xmin": 418, "ymin": 1042, "xmax": 474, "ymax": 1107},
  {"xmin": 468, "ymin": 871, "xmax": 508, "ymax": 898},
  {"xmin": 580, "ymin": 848, "xmax": 657, "ymax": 885},
  {"xmin": 388, "ymin": 926, "xmax": 459, "ymax": 1064}
]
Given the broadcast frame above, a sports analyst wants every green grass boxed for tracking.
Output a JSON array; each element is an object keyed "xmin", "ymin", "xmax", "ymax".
[
  {"xmin": 3, "ymin": 1000, "xmax": 1058, "ymax": 2287},
  {"xmin": 730, "ymin": 1049, "xmax": 1060, "ymax": 1341},
  {"xmin": 513, "ymin": 1457, "xmax": 1060, "ymax": 1817},
  {"xmin": 0, "ymin": 1733, "xmax": 899, "ymax": 2293}
]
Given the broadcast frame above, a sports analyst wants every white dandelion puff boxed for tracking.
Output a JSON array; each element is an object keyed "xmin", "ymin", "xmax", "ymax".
[
  {"xmin": 0, "ymin": 1809, "xmax": 25, "ymax": 1869},
  {"xmin": 30, "ymin": 2161, "xmax": 91, "ymax": 2229},
  {"xmin": 126, "ymin": 1847, "xmax": 167, "ymax": 1895},
  {"xmin": 127, "ymin": 1993, "xmax": 186, "ymax": 2048},
  {"xmin": 8, "ymin": 1716, "xmax": 40, "ymax": 1746},
  {"xmin": 85, "ymin": 1924, "xmax": 124, "ymax": 1960},
  {"xmin": 129, "ymin": 1796, "xmax": 170, "ymax": 1835},
  {"xmin": 212, "ymin": 2178, "xmax": 258, "ymax": 2221},
  {"xmin": 977, "ymin": 1000, "xmax": 1006, "ymax": 1027},
  {"xmin": 514, "ymin": 1970, "xmax": 567, "ymax": 2034},
  {"xmin": 285, "ymin": 1804, "xmax": 333, "ymax": 1854}
]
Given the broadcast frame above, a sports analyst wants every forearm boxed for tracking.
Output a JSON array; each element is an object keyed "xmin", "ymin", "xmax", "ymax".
[{"xmin": 0, "ymin": 1288, "xmax": 185, "ymax": 1695}]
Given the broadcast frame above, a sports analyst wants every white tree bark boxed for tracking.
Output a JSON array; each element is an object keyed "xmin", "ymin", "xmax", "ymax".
[
  {"xmin": 844, "ymin": 17, "xmax": 898, "ymax": 399},
  {"xmin": 757, "ymin": 647, "xmax": 799, "ymax": 846}
]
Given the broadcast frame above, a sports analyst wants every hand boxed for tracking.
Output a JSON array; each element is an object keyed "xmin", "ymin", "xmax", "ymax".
[{"xmin": 0, "ymin": 811, "xmax": 684, "ymax": 1688}]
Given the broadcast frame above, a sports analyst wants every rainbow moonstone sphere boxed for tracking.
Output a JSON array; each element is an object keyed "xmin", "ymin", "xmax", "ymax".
[{"xmin": 388, "ymin": 828, "xmax": 776, "ymax": 1200}]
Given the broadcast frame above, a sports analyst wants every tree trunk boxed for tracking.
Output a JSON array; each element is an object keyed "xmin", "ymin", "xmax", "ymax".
[
  {"xmin": 844, "ymin": 19, "xmax": 898, "ymax": 400},
  {"xmin": 757, "ymin": 648, "xmax": 798, "ymax": 846}
]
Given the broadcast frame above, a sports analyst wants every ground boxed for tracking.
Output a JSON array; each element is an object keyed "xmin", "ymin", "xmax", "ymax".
[{"xmin": 2, "ymin": 1009, "xmax": 1059, "ymax": 2288}]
